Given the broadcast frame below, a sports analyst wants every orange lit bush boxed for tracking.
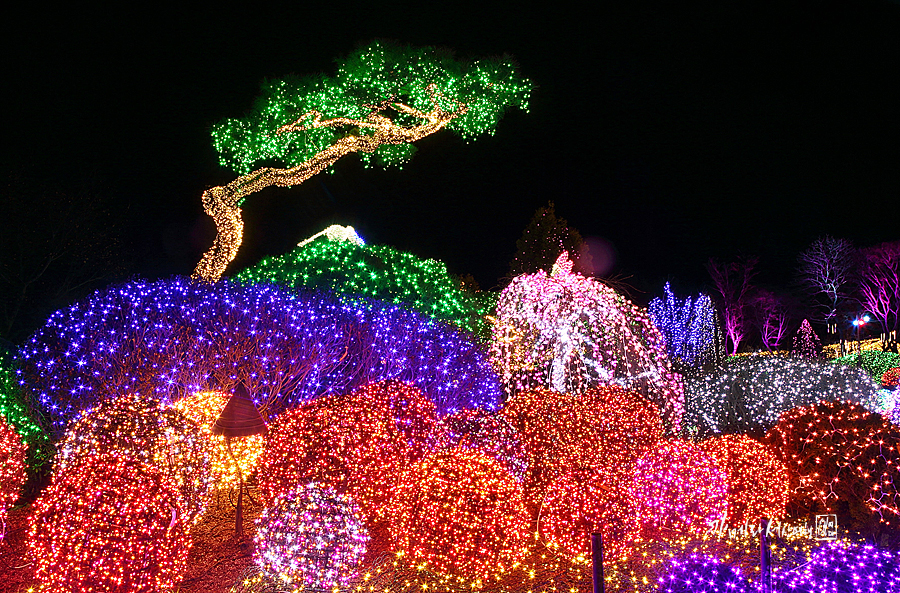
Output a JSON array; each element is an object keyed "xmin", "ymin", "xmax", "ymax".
[
  {"xmin": 388, "ymin": 448, "xmax": 530, "ymax": 579},
  {"xmin": 441, "ymin": 408, "xmax": 527, "ymax": 482},
  {"xmin": 29, "ymin": 454, "xmax": 191, "ymax": 592},
  {"xmin": 698, "ymin": 434, "xmax": 790, "ymax": 525},
  {"xmin": 0, "ymin": 414, "xmax": 26, "ymax": 537}
]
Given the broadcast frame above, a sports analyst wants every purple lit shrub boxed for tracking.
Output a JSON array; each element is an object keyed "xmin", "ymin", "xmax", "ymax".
[
  {"xmin": 658, "ymin": 554, "xmax": 753, "ymax": 593},
  {"xmin": 772, "ymin": 541, "xmax": 900, "ymax": 593},
  {"xmin": 17, "ymin": 278, "xmax": 502, "ymax": 434}
]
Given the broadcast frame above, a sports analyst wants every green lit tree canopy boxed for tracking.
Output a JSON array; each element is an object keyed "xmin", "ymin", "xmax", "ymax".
[
  {"xmin": 236, "ymin": 228, "xmax": 496, "ymax": 338},
  {"xmin": 195, "ymin": 41, "xmax": 532, "ymax": 282}
]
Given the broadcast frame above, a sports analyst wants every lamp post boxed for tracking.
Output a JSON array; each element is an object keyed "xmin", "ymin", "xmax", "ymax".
[
  {"xmin": 212, "ymin": 383, "xmax": 267, "ymax": 538},
  {"xmin": 852, "ymin": 314, "xmax": 871, "ymax": 354}
]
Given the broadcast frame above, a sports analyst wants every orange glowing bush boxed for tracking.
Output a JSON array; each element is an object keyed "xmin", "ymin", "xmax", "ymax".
[
  {"xmin": 698, "ymin": 434, "xmax": 790, "ymax": 525},
  {"xmin": 0, "ymin": 414, "xmax": 26, "ymax": 536},
  {"xmin": 29, "ymin": 454, "xmax": 191, "ymax": 592},
  {"xmin": 258, "ymin": 380, "xmax": 442, "ymax": 523},
  {"xmin": 388, "ymin": 447, "xmax": 530, "ymax": 579}
]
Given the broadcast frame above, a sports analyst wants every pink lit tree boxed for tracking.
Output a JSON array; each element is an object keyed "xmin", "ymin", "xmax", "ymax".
[
  {"xmin": 707, "ymin": 257, "xmax": 757, "ymax": 355},
  {"xmin": 857, "ymin": 241, "xmax": 900, "ymax": 352}
]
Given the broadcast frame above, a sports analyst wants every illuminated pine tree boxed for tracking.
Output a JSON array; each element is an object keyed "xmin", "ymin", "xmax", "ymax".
[
  {"xmin": 792, "ymin": 319, "xmax": 822, "ymax": 359},
  {"xmin": 194, "ymin": 41, "xmax": 532, "ymax": 282}
]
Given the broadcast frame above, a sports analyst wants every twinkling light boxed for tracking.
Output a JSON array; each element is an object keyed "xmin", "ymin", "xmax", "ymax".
[
  {"xmin": 56, "ymin": 392, "xmax": 213, "ymax": 525},
  {"xmin": 258, "ymin": 380, "xmax": 442, "ymax": 523},
  {"xmin": 171, "ymin": 390, "xmax": 266, "ymax": 488},
  {"xmin": 627, "ymin": 440, "xmax": 728, "ymax": 538},
  {"xmin": 764, "ymin": 399, "xmax": 900, "ymax": 531},
  {"xmin": 833, "ymin": 350, "xmax": 900, "ymax": 382},
  {"xmin": 388, "ymin": 448, "xmax": 530, "ymax": 580},
  {"xmin": 0, "ymin": 414, "xmax": 26, "ymax": 540},
  {"xmin": 683, "ymin": 354, "xmax": 881, "ymax": 436},
  {"xmin": 237, "ymin": 227, "xmax": 496, "ymax": 338},
  {"xmin": 195, "ymin": 41, "xmax": 532, "ymax": 281},
  {"xmin": 491, "ymin": 252, "xmax": 683, "ymax": 431},
  {"xmin": 792, "ymin": 319, "xmax": 822, "ymax": 359},
  {"xmin": 29, "ymin": 453, "xmax": 191, "ymax": 592},
  {"xmin": 441, "ymin": 408, "xmax": 527, "ymax": 483},
  {"xmin": 657, "ymin": 554, "xmax": 753, "ymax": 593},
  {"xmin": 649, "ymin": 283, "xmax": 720, "ymax": 372},
  {"xmin": 17, "ymin": 278, "xmax": 502, "ymax": 433},
  {"xmin": 770, "ymin": 540, "xmax": 900, "ymax": 592},
  {"xmin": 0, "ymin": 356, "xmax": 49, "ymax": 473},
  {"xmin": 697, "ymin": 434, "xmax": 789, "ymax": 525},
  {"xmin": 883, "ymin": 367, "xmax": 900, "ymax": 388},
  {"xmin": 254, "ymin": 482, "xmax": 369, "ymax": 591}
]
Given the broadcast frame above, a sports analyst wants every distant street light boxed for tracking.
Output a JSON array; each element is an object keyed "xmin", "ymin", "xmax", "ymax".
[{"xmin": 852, "ymin": 314, "xmax": 872, "ymax": 353}]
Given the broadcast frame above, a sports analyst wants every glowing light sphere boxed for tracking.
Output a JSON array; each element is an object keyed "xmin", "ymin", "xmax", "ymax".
[
  {"xmin": 18, "ymin": 278, "xmax": 502, "ymax": 434},
  {"xmin": 0, "ymin": 414, "xmax": 27, "ymax": 537},
  {"xmin": 56, "ymin": 393, "xmax": 213, "ymax": 525},
  {"xmin": 771, "ymin": 540, "xmax": 900, "ymax": 592},
  {"xmin": 29, "ymin": 454, "xmax": 191, "ymax": 593},
  {"xmin": 628, "ymin": 440, "xmax": 728, "ymax": 537},
  {"xmin": 259, "ymin": 380, "xmax": 441, "ymax": 523},
  {"xmin": 764, "ymin": 399, "xmax": 900, "ymax": 526},
  {"xmin": 698, "ymin": 434, "xmax": 790, "ymax": 525},
  {"xmin": 658, "ymin": 554, "xmax": 753, "ymax": 593},
  {"xmin": 441, "ymin": 408, "xmax": 527, "ymax": 482},
  {"xmin": 254, "ymin": 482, "xmax": 369, "ymax": 591},
  {"xmin": 388, "ymin": 448, "xmax": 530, "ymax": 579},
  {"xmin": 171, "ymin": 390, "xmax": 265, "ymax": 487},
  {"xmin": 539, "ymin": 467, "xmax": 635, "ymax": 562},
  {"xmin": 491, "ymin": 252, "xmax": 683, "ymax": 431}
]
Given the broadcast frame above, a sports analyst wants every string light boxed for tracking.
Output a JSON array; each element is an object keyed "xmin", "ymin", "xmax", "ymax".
[
  {"xmin": 171, "ymin": 390, "xmax": 266, "ymax": 488},
  {"xmin": 254, "ymin": 482, "xmax": 369, "ymax": 591},
  {"xmin": 491, "ymin": 252, "xmax": 683, "ymax": 432},
  {"xmin": 792, "ymin": 319, "xmax": 822, "ymax": 359},
  {"xmin": 771, "ymin": 540, "xmax": 900, "ymax": 592},
  {"xmin": 0, "ymin": 414, "xmax": 26, "ymax": 540},
  {"xmin": 388, "ymin": 447, "xmax": 530, "ymax": 580},
  {"xmin": 28, "ymin": 453, "xmax": 191, "ymax": 592},
  {"xmin": 55, "ymin": 392, "xmax": 213, "ymax": 525},
  {"xmin": 882, "ymin": 367, "xmax": 900, "ymax": 388},
  {"xmin": 17, "ymin": 278, "xmax": 503, "ymax": 433},
  {"xmin": 441, "ymin": 408, "xmax": 528, "ymax": 483},
  {"xmin": 657, "ymin": 554, "xmax": 752, "ymax": 593},
  {"xmin": 236, "ymin": 226, "xmax": 496, "ymax": 338},
  {"xmin": 195, "ymin": 41, "xmax": 532, "ymax": 281},
  {"xmin": 258, "ymin": 380, "xmax": 442, "ymax": 524},
  {"xmin": 697, "ymin": 434, "xmax": 790, "ymax": 525},
  {"xmin": 648, "ymin": 283, "xmax": 719, "ymax": 371}
]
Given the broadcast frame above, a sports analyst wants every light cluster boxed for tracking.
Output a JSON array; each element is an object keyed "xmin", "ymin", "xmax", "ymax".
[
  {"xmin": 697, "ymin": 434, "xmax": 789, "ymax": 525},
  {"xmin": 254, "ymin": 482, "xmax": 369, "ymax": 591},
  {"xmin": 657, "ymin": 554, "xmax": 752, "ymax": 593},
  {"xmin": 258, "ymin": 380, "xmax": 441, "ymax": 523},
  {"xmin": 883, "ymin": 367, "xmax": 900, "ymax": 388},
  {"xmin": 770, "ymin": 540, "xmax": 900, "ymax": 592},
  {"xmin": 683, "ymin": 354, "xmax": 881, "ymax": 436},
  {"xmin": 17, "ymin": 278, "xmax": 502, "ymax": 433},
  {"xmin": 0, "ymin": 357, "xmax": 48, "ymax": 467},
  {"xmin": 764, "ymin": 399, "xmax": 900, "ymax": 531},
  {"xmin": 56, "ymin": 392, "xmax": 213, "ymax": 525},
  {"xmin": 237, "ymin": 227, "xmax": 496, "ymax": 338},
  {"xmin": 627, "ymin": 440, "xmax": 728, "ymax": 537},
  {"xmin": 491, "ymin": 252, "xmax": 683, "ymax": 431},
  {"xmin": 792, "ymin": 319, "xmax": 822, "ymax": 359},
  {"xmin": 648, "ymin": 283, "xmax": 719, "ymax": 371},
  {"xmin": 0, "ymin": 413, "xmax": 26, "ymax": 539},
  {"xmin": 28, "ymin": 453, "xmax": 191, "ymax": 592},
  {"xmin": 832, "ymin": 350, "xmax": 900, "ymax": 382},
  {"xmin": 171, "ymin": 390, "xmax": 266, "ymax": 488},
  {"xmin": 441, "ymin": 408, "xmax": 527, "ymax": 483},
  {"xmin": 388, "ymin": 447, "xmax": 530, "ymax": 580}
]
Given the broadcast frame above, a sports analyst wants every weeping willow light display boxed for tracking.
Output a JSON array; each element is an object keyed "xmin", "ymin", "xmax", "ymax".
[
  {"xmin": 194, "ymin": 41, "xmax": 532, "ymax": 282},
  {"xmin": 491, "ymin": 252, "xmax": 683, "ymax": 431},
  {"xmin": 683, "ymin": 354, "xmax": 881, "ymax": 437},
  {"xmin": 388, "ymin": 448, "xmax": 530, "ymax": 580},
  {"xmin": 254, "ymin": 482, "xmax": 369, "ymax": 591},
  {"xmin": 697, "ymin": 434, "xmax": 789, "ymax": 525},
  {"xmin": 259, "ymin": 380, "xmax": 442, "ymax": 524},
  {"xmin": 236, "ymin": 226, "xmax": 496, "ymax": 338},
  {"xmin": 0, "ymin": 414, "xmax": 26, "ymax": 539},
  {"xmin": 764, "ymin": 399, "xmax": 900, "ymax": 533},
  {"xmin": 171, "ymin": 390, "xmax": 265, "ymax": 488},
  {"xmin": 56, "ymin": 393, "xmax": 213, "ymax": 525},
  {"xmin": 28, "ymin": 454, "xmax": 191, "ymax": 593}
]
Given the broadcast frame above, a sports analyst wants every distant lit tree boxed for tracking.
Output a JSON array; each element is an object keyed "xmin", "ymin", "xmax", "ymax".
[
  {"xmin": 857, "ymin": 241, "xmax": 900, "ymax": 352},
  {"xmin": 193, "ymin": 41, "xmax": 532, "ymax": 282},
  {"xmin": 707, "ymin": 257, "xmax": 757, "ymax": 355},
  {"xmin": 507, "ymin": 201, "xmax": 583, "ymax": 278},
  {"xmin": 796, "ymin": 236, "xmax": 856, "ymax": 327},
  {"xmin": 648, "ymin": 283, "xmax": 719, "ymax": 372},
  {"xmin": 751, "ymin": 289, "xmax": 793, "ymax": 351}
]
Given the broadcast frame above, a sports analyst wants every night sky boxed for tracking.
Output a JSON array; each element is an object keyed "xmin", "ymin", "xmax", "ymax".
[{"xmin": 6, "ymin": 0, "xmax": 900, "ymax": 305}]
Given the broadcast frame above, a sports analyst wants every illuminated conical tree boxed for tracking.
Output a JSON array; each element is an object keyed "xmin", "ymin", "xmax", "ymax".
[{"xmin": 194, "ymin": 41, "xmax": 533, "ymax": 282}]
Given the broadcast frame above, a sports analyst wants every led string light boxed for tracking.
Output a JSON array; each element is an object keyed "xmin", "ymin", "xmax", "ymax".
[
  {"xmin": 832, "ymin": 350, "xmax": 900, "ymax": 382},
  {"xmin": 0, "ymin": 414, "xmax": 26, "ymax": 540},
  {"xmin": 171, "ymin": 390, "xmax": 266, "ymax": 488},
  {"xmin": 657, "ymin": 554, "xmax": 753, "ymax": 593},
  {"xmin": 770, "ymin": 540, "xmax": 900, "ymax": 592},
  {"xmin": 236, "ymin": 227, "xmax": 496, "ymax": 338},
  {"xmin": 16, "ymin": 278, "xmax": 502, "ymax": 433},
  {"xmin": 55, "ymin": 392, "xmax": 213, "ymax": 525},
  {"xmin": 648, "ymin": 283, "xmax": 720, "ymax": 372},
  {"xmin": 28, "ymin": 453, "xmax": 191, "ymax": 592},
  {"xmin": 440, "ymin": 408, "xmax": 528, "ymax": 483},
  {"xmin": 0, "ymin": 357, "xmax": 47, "ymax": 457},
  {"xmin": 791, "ymin": 319, "xmax": 822, "ymax": 359},
  {"xmin": 882, "ymin": 367, "xmax": 900, "ymax": 388},
  {"xmin": 196, "ymin": 41, "xmax": 532, "ymax": 281},
  {"xmin": 387, "ymin": 447, "xmax": 530, "ymax": 580},
  {"xmin": 491, "ymin": 252, "xmax": 683, "ymax": 432},
  {"xmin": 253, "ymin": 482, "xmax": 369, "ymax": 591}
]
